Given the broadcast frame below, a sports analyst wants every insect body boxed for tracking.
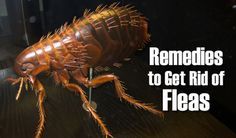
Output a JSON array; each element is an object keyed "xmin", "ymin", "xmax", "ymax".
[{"xmin": 7, "ymin": 3, "xmax": 163, "ymax": 138}]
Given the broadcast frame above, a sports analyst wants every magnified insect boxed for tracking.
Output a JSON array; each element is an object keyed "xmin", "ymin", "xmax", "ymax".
[{"xmin": 7, "ymin": 3, "xmax": 163, "ymax": 138}]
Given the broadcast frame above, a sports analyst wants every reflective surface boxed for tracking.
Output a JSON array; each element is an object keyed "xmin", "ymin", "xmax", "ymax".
[{"xmin": 0, "ymin": 57, "xmax": 235, "ymax": 137}]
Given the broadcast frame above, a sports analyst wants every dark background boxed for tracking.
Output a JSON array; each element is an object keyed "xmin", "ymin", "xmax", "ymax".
[{"xmin": 0, "ymin": 0, "xmax": 235, "ymax": 135}]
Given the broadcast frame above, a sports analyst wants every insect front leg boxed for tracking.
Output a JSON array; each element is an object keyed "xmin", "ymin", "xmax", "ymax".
[
  {"xmin": 6, "ymin": 77, "xmax": 24, "ymax": 100},
  {"xmin": 73, "ymin": 73, "xmax": 164, "ymax": 118},
  {"xmin": 33, "ymin": 79, "xmax": 46, "ymax": 138},
  {"xmin": 5, "ymin": 77, "xmax": 21, "ymax": 85},
  {"xmin": 55, "ymin": 70, "xmax": 113, "ymax": 138}
]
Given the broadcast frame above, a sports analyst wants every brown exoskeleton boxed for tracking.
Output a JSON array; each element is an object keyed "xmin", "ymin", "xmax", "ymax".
[{"xmin": 7, "ymin": 3, "xmax": 163, "ymax": 138}]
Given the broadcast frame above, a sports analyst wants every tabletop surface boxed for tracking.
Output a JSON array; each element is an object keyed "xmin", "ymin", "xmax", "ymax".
[{"xmin": 0, "ymin": 57, "xmax": 235, "ymax": 138}]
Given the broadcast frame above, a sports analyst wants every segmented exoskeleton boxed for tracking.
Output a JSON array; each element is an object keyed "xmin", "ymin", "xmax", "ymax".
[{"xmin": 7, "ymin": 3, "xmax": 163, "ymax": 138}]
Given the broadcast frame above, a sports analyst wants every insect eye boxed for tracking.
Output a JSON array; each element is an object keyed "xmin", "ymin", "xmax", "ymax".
[
  {"xmin": 21, "ymin": 63, "xmax": 34, "ymax": 71},
  {"xmin": 21, "ymin": 66, "xmax": 27, "ymax": 71}
]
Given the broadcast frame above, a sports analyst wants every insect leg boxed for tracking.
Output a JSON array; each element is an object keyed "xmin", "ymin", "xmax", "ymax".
[
  {"xmin": 52, "ymin": 71, "xmax": 61, "ymax": 85},
  {"xmin": 5, "ymin": 77, "xmax": 21, "ymax": 85},
  {"xmin": 34, "ymin": 79, "xmax": 46, "ymax": 138},
  {"xmin": 77, "ymin": 74, "xmax": 164, "ymax": 118},
  {"xmin": 57, "ymin": 71, "xmax": 113, "ymax": 138}
]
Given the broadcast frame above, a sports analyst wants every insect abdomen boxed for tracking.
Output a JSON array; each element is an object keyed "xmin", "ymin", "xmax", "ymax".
[
  {"xmin": 73, "ymin": 4, "xmax": 150, "ymax": 66},
  {"xmin": 29, "ymin": 4, "xmax": 150, "ymax": 70}
]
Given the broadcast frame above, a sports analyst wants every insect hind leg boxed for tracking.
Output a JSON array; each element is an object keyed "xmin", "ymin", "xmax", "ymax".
[{"xmin": 76, "ymin": 74, "xmax": 164, "ymax": 118}]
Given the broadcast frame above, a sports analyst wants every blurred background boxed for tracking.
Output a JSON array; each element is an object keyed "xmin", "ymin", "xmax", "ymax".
[{"xmin": 0, "ymin": 0, "xmax": 235, "ymax": 137}]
